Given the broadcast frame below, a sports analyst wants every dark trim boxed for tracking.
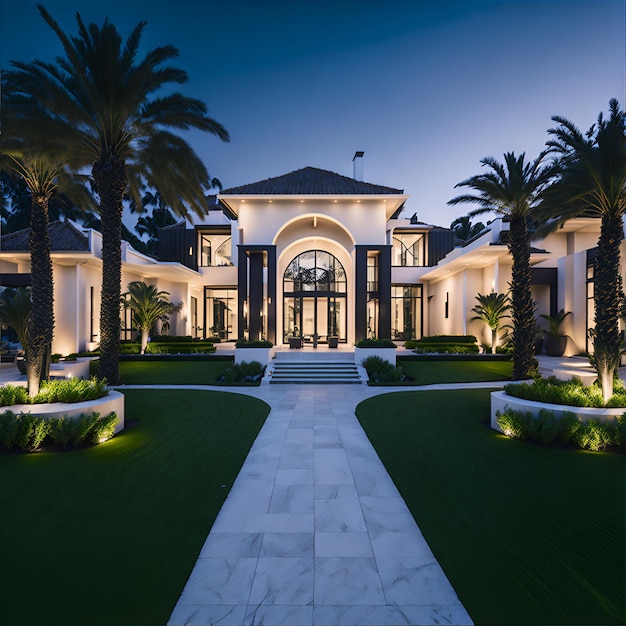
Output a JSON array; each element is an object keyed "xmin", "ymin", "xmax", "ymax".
[
  {"xmin": 248, "ymin": 252, "xmax": 264, "ymax": 341},
  {"xmin": 266, "ymin": 247, "xmax": 277, "ymax": 344},
  {"xmin": 237, "ymin": 247, "xmax": 247, "ymax": 338},
  {"xmin": 355, "ymin": 247, "xmax": 368, "ymax": 343},
  {"xmin": 378, "ymin": 246, "xmax": 392, "ymax": 339}
]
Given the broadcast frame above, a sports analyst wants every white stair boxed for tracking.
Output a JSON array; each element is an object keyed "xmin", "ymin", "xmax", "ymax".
[{"xmin": 269, "ymin": 360, "xmax": 362, "ymax": 384}]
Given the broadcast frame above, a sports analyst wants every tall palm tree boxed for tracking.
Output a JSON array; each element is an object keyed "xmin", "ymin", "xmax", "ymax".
[
  {"xmin": 5, "ymin": 6, "xmax": 229, "ymax": 384},
  {"xmin": 470, "ymin": 292, "xmax": 511, "ymax": 354},
  {"xmin": 538, "ymin": 99, "xmax": 626, "ymax": 403},
  {"xmin": 450, "ymin": 214, "xmax": 486, "ymax": 242},
  {"xmin": 134, "ymin": 190, "xmax": 179, "ymax": 255},
  {"xmin": 122, "ymin": 281, "xmax": 182, "ymax": 354},
  {"xmin": 449, "ymin": 152, "xmax": 557, "ymax": 379}
]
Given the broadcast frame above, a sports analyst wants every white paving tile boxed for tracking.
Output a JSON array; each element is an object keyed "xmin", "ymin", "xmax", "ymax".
[{"xmin": 168, "ymin": 383, "xmax": 474, "ymax": 625}]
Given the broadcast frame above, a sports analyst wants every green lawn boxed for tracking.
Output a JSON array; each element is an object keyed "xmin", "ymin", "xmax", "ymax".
[
  {"xmin": 356, "ymin": 389, "xmax": 625, "ymax": 625},
  {"xmin": 0, "ymin": 389, "xmax": 270, "ymax": 625},
  {"xmin": 395, "ymin": 357, "xmax": 512, "ymax": 385},
  {"xmin": 90, "ymin": 358, "xmax": 234, "ymax": 385}
]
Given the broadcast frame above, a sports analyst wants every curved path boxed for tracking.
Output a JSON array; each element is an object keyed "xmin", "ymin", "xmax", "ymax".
[{"xmin": 123, "ymin": 381, "xmax": 505, "ymax": 626}]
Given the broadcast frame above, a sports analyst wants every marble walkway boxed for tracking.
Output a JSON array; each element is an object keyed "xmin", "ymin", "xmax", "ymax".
[{"xmin": 157, "ymin": 380, "xmax": 506, "ymax": 626}]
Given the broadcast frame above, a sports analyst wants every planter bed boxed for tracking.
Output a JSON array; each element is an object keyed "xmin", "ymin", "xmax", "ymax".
[
  {"xmin": 490, "ymin": 390, "xmax": 624, "ymax": 433},
  {"xmin": 6, "ymin": 389, "xmax": 125, "ymax": 434},
  {"xmin": 119, "ymin": 354, "xmax": 233, "ymax": 362}
]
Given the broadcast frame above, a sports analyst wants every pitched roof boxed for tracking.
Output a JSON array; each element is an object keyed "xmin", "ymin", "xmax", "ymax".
[
  {"xmin": 220, "ymin": 166, "xmax": 404, "ymax": 196},
  {"xmin": 0, "ymin": 221, "xmax": 89, "ymax": 252}
]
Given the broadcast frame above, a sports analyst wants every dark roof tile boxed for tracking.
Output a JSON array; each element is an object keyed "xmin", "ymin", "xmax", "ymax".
[
  {"xmin": 221, "ymin": 167, "xmax": 403, "ymax": 195},
  {"xmin": 1, "ymin": 221, "xmax": 89, "ymax": 252}
]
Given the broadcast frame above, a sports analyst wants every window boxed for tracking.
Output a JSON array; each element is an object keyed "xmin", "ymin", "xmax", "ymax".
[
  {"xmin": 199, "ymin": 233, "xmax": 233, "ymax": 267},
  {"xmin": 392, "ymin": 232, "xmax": 425, "ymax": 266},
  {"xmin": 391, "ymin": 285, "xmax": 422, "ymax": 340},
  {"xmin": 205, "ymin": 288, "xmax": 237, "ymax": 340}
]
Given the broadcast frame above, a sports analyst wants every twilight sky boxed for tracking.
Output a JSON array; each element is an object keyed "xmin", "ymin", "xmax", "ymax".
[{"xmin": 1, "ymin": 0, "xmax": 624, "ymax": 228}]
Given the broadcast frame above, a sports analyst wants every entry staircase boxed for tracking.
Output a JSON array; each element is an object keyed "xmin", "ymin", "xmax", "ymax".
[{"xmin": 267, "ymin": 349, "xmax": 363, "ymax": 384}]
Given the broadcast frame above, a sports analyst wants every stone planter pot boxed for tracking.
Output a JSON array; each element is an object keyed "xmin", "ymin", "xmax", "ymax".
[
  {"xmin": 546, "ymin": 336, "xmax": 568, "ymax": 357},
  {"xmin": 328, "ymin": 337, "xmax": 339, "ymax": 349},
  {"xmin": 235, "ymin": 347, "xmax": 274, "ymax": 366},
  {"xmin": 354, "ymin": 347, "xmax": 397, "ymax": 366}
]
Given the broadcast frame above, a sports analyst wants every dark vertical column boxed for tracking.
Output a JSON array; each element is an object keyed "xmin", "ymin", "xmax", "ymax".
[
  {"xmin": 355, "ymin": 246, "xmax": 368, "ymax": 343},
  {"xmin": 237, "ymin": 247, "xmax": 248, "ymax": 339},
  {"xmin": 378, "ymin": 245, "xmax": 392, "ymax": 339},
  {"xmin": 248, "ymin": 251, "xmax": 264, "ymax": 341},
  {"xmin": 267, "ymin": 246, "xmax": 277, "ymax": 344}
]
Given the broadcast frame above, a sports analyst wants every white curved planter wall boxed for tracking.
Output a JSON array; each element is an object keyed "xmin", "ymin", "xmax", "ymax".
[
  {"xmin": 490, "ymin": 390, "xmax": 624, "ymax": 433},
  {"xmin": 235, "ymin": 348, "xmax": 275, "ymax": 366},
  {"xmin": 354, "ymin": 347, "xmax": 397, "ymax": 366},
  {"xmin": 8, "ymin": 390, "xmax": 125, "ymax": 434}
]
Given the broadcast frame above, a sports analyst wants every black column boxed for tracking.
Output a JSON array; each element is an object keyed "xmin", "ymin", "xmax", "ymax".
[
  {"xmin": 378, "ymin": 245, "xmax": 392, "ymax": 339},
  {"xmin": 267, "ymin": 246, "xmax": 277, "ymax": 344},
  {"xmin": 248, "ymin": 251, "xmax": 264, "ymax": 341},
  {"xmin": 237, "ymin": 247, "xmax": 248, "ymax": 339},
  {"xmin": 355, "ymin": 246, "xmax": 368, "ymax": 343}
]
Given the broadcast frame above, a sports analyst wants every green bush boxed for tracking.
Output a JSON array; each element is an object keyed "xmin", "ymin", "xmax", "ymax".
[
  {"xmin": 34, "ymin": 377, "xmax": 109, "ymax": 404},
  {"xmin": 47, "ymin": 416, "xmax": 75, "ymax": 448},
  {"xmin": 148, "ymin": 334, "xmax": 193, "ymax": 342},
  {"xmin": 504, "ymin": 376, "xmax": 626, "ymax": 408},
  {"xmin": 355, "ymin": 338, "xmax": 396, "ymax": 348},
  {"xmin": 15, "ymin": 414, "xmax": 48, "ymax": 452},
  {"xmin": 217, "ymin": 360, "xmax": 265, "ymax": 383},
  {"xmin": 0, "ymin": 384, "xmax": 29, "ymax": 407},
  {"xmin": 235, "ymin": 339, "xmax": 273, "ymax": 348},
  {"xmin": 420, "ymin": 335, "xmax": 478, "ymax": 344},
  {"xmin": 88, "ymin": 412, "xmax": 119, "ymax": 444},
  {"xmin": 145, "ymin": 342, "xmax": 216, "ymax": 354},
  {"xmin": 409, "ymin": 343, "xmax": 480, "ymax": 354},
  {"xmin": 0, "ymin": 410, "xmax": 20, "ymax": 449},
  {"xmin": 361, "ymin": 355, "xmax": 408, "ymax": 383},
  {"xmin": 119, "ymin": 342, "xmax": 141, "ymax": 354},
  {"xmin": 497, "ymin": 408, "xmax": 621, "ymax": 452}
]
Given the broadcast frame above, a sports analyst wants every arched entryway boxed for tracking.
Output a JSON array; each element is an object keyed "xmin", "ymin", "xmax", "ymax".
[{"xmin": 283, "ymin": 250, "xmax": 347, "ymax": 347}]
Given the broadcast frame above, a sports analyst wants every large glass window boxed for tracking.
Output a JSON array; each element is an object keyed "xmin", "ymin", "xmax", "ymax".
[
  {"xmin": 283, "ymin": 250, "xmax": 347, "ymax": 345},
  {"xmin": 587, "ymin": 263, "xmax": 594, "ymax": 353},
  {"xmin": 391, "ymin": 285, "xmax": 422, "ymax": 340},
  {"xmin": 199, "ymin": 233, "xmax": 233, "ymax": 267},
  {"xmin": 205, "ymin": 287, "xmax": 237, "ymax": 340},
  {"xmin": 392, "ymin": 232, "xmax": 425, "ymax": 266}
]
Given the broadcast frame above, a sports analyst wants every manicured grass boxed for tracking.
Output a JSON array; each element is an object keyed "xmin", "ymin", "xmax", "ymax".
[
  {"xmin": 0, "ymin": 389, "xmax": 270, "ymax": 625},
  {"xmin": 90, "ymin": 359, "xmax": 234, "ymax": 385},
  {"xmin": 356, "ymin": 389, "xmax": 625, "ymax": 625},
  {"xmin": 395, "ymin": 357, "xmax": 512, "ymax": 385}
]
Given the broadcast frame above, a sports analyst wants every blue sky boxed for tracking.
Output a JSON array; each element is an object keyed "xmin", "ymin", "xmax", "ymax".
[{"xmin": 1, "ymin": 0, "xmax": 624, "ymax": 228}]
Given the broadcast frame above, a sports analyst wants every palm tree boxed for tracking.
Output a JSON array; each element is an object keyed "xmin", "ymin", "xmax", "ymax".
[
  {"xmin": 134, "ymin": 191, "xmax": 179, "ymax": 255},
  {"xmin": 5, "ymin": 6, "xmax": 229, "ymax": 384},
  {"xmin": 0, "ymin": 288, "xmax": 31, "ymax": 352},
  {"xmin": 122, "ymin": 282, "xmax": 182, "ymax": 354},
  {"xmin": 538, "ymin": 99, "xmax": 626, "ymax": 403},
  {"xmin": 450, "ymin": 215, "xmax": 486, "ymax": 242},
  {"xmin": 470, "ymin": 292, "xmax": 511, "ymax": 354},
  {"xmin": 449, "ymin": 152, "xmax": 557, "ymax": 379}
]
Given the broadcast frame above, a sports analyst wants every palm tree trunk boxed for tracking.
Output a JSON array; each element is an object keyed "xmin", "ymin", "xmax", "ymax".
[
  {"xmin": 93, "ymin": 159, "xmax": 127, "ymax": 386},
  {"xmin": 509, "ymin": 214, "xmax": 537, "ymax": 380},
  {"xmin": 27, "ymin": 195, "xmax": 54, "ymax": 397},
  {"xmin": 491, "ymin": 327, "xmax": 497, "ymax": 354},
  {"xmin": 141, "ymin": 329, "xmax": 149, "ymax": 355},
  {"xmin": 593, "ymin": 214, "xmax": 623, "ymax": 404}
]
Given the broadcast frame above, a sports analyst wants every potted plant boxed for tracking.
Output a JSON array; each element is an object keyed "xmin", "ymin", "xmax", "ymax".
[{"xmin": 539, "ymin": 309, "xmax": 571, "ymax": 357}]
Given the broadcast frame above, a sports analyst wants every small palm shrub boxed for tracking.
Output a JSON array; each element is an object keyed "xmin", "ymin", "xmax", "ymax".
[{"xmin": 217, "ymin": 360, "xmax": 265, "ymax": 383}]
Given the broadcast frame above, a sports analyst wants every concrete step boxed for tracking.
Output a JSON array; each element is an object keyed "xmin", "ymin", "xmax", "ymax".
[{"xmin": 270, "ymin": 361, "xmax": 362, "ymax": 384}]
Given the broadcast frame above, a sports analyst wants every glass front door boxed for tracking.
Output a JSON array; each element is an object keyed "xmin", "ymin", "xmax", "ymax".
[{"xmin": 284, "ymin": 296, "xmax": 345, "ymax": 346}]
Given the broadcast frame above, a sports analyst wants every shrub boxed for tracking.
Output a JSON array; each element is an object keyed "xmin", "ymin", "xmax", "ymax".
[
  {"xmin": 88, "ymin": 412, "xmax": 119, "ymax": 444},
  {"xmin": 419, "ymin": 335, "xmax": 477, "ymax": 344},
  {"xmin": 217, "ymin": 360, "xmax": 265, "ymax": 383},
  {"xmin": 355, "ymin": 338, "xmax": 396, "ymax": 348},
  {"xmin": 34, "ymin": 377, "xmax": 109, "ymax": 404},
  {"xmin": 504, "ymin": 376, "xmax": 626, "ymax": 408},
  {"xmin": 148, "ymin": 334, "xmax": 193, "ymax": 342},
  {"xmin": 0, "ymin": 410, "xmax": 20, "ymax": 449},
  {"xmin": 361, "ymin": 355, "xmax": 408, "ymax": 383},
  {"xmin": 15, "ymin": 414, "xmax": 48, "ymax": 452},
  {"xmin": 409, "ymin": 343, "xmax": 480, "ymax": 354},
  {"xmin": 235, "ymin": 339, "xmax": 273, "ymax": 348},
  {"xmin": 144, "ymin": 342, "xmax": 216, "ymax": 354},
  {"xmin": 119, "ymin": 342, "xmax": 141, "ymax": 354},
  {"xmin": 47, "ymin": 416, "xmax": 75, "ymax": 448},
  {"xmin": 571, "ymin": 419, "xmax": 614, "ymax": 452},
  {"xmin": 0, "ymin": 385, "xmax": 29, "ymax": 407},
  {"xmin": 496, "ymin": 409, "xmax": 532, "ymax": 439}
]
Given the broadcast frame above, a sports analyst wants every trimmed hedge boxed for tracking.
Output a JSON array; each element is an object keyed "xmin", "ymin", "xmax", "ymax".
[
  {"xmin": 409, "ymin": 343, "xmax": 480, "ymax": 354},
  {"xmin": 355, "ymin": 338, "xmax": 396, "ymax": 348},
  {"xmin": 145, "ymin": 342, "xmax": 216, "ymax": 355},
  {"xmin": 416, "ymin": 334, "xmax": 477, "ymax": 344},
  {"xmin": 235, "ymin": 339, "xmax": 273, "ymax": 348}
]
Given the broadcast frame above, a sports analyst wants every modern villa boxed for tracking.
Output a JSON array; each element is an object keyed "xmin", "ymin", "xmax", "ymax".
[{"xmin": 0, "ymin": 153, "xmax": 608, "ymax": 356}]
